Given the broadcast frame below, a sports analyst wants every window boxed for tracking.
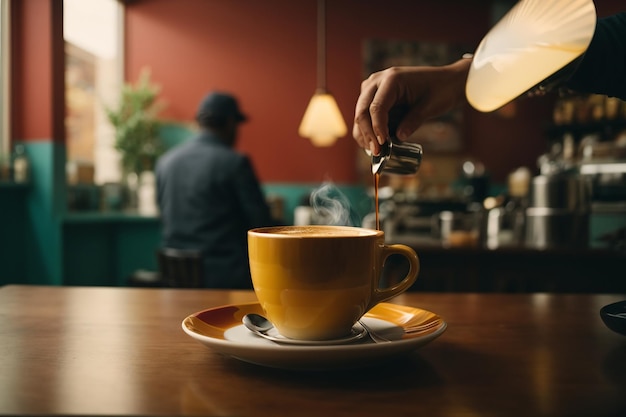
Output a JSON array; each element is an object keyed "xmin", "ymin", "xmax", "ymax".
[{"xmin": 64, "ymin": 0, "xmax": 123, "ymax": 184}]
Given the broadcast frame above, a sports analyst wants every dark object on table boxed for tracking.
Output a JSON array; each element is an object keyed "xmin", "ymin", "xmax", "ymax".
[
  {"xmin": 126, "ymin": 269, "xmax": 161, "ymax": 287},
  {"xmin": 600, "ymin": 300, "xmax": 626, "ymax": 336}
]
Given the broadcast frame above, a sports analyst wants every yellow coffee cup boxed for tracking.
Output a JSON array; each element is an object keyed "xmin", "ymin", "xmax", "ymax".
[{"xmin": 247, "ymin": 225, "xmax": 420, "ymax": 341}]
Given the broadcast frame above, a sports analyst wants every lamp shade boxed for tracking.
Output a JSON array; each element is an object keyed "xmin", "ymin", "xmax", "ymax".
[
  {"xmin": 298, "ymin": 92, "xmax": 347, "ymax": 147},
  {"xmin": 466, "ymin": 0, "xmax": 596, "ymax": 112}
]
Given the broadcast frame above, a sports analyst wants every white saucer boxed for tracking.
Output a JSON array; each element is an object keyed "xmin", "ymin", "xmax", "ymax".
[{"xmin": 182, "ymin": 302, "xmax": 447, "ymax": 370}]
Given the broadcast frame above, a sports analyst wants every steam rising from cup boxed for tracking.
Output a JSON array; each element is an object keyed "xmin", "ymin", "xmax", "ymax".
[{"xmin": 310, "ymin": 182, "xmax": 360, "ymax": 227}]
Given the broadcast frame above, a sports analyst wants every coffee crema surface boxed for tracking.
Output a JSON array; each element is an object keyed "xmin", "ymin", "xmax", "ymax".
[{"xmin": 254, "ymin": 225, "xmax": 380, "ymax": 237}]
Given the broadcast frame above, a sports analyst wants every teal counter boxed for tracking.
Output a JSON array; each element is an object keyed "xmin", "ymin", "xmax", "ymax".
[
  {"xmin": 0, "ymin": 182, "xmax": 162, "ymax": 286},
  {"xmin": 62, "ymin": 212, "xmax": 161, "ymax": 286},
  {"xmin": 0, "ymin": 182, "xmax": 30, "ymax": 283}
]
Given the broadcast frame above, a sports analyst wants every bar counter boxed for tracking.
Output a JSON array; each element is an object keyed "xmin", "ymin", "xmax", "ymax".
[
  {"xmin": 391, "ymin": 235, "xmax": 626, "ymax": 293},
  {"xmin": 1, "ymin": 285, "xmax": 625, "ymax": 417}
]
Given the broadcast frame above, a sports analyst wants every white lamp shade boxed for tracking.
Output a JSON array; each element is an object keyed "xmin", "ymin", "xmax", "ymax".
[
  {"xmin": 466, "ymin": 0, "xmax": 596, "ymax": 112},
  {"xmin": 298, "ymin": 92, "xmax": 347, "ymax": 147}
]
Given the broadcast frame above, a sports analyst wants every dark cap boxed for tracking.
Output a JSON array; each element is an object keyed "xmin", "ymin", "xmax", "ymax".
[{"xmin": 196, "ymin": 91, "xmax": 248, "ymax": 123}]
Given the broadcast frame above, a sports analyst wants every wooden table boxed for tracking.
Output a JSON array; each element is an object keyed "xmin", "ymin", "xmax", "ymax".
[{"xmin": 1, "ymin": 285, "xmax": 625, "ymax": 417}]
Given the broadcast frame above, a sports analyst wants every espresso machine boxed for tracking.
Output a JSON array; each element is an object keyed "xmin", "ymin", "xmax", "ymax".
[{"xmin": 579, "ymin": 147, "xmax": 626, "ymax": 251}]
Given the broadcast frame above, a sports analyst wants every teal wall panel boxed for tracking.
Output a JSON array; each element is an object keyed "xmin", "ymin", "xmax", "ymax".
[
  {"xmin": 23, "ymin": 142, "xmax": 66, "ymax": 284},
  {"xmin": 590, "ymin": 210, "xmax": 626, "ymax": 249},
  {"xmin": 159, "ymin": 122, "xmax": 194, "ymax": 149}
]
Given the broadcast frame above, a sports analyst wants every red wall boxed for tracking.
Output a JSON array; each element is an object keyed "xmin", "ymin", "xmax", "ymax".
[
  {"xmin": 124, "ymin": 0, "xmax": 624, "ymax": 184},
  {"xmin": 11, "ymin": 0, "xmax": 65, "ymax": 143},
  {"xmin": 125, "ymin": 0, "xmax": 488, "ymax": 183}
]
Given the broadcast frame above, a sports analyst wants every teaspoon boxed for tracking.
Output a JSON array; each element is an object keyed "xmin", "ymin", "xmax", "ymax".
[
  {"xmin": 241, "ymin": 313, "xmax": 368, "ymax": 345},
  {"xmin": 242, "ymin": 313, "xmax": 274, "ymax": 337}
]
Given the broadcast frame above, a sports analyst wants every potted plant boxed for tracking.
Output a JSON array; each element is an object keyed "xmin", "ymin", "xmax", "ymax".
[
  {"xmin": 106, "ymin": 69, "xmax": 164, "ymax": 213},
  {"xmin": 106, "ymin": 68, "xmax": 164, "ymax": 177}
]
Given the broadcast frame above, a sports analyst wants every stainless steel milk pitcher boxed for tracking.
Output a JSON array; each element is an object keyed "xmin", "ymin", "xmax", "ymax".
[{"xmin": 368, "ymin": 139, "xmax": 423, "ymax": 175}]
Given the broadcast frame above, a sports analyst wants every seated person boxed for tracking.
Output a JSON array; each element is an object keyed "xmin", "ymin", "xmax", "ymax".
[{"xmin": 156, "ymin": 91, "xmax": 278, "ymax": 288}]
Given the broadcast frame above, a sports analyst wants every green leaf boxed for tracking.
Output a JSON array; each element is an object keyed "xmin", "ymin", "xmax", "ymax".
[{"xmin": 105, "ymin": 68, "xmax": 166, "ymax": 175}]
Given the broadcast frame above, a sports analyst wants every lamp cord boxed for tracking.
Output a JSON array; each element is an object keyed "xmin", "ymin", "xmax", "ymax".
[{"xmin": 317, "ymin": 0, "xmax": 326, "ymax": 92}]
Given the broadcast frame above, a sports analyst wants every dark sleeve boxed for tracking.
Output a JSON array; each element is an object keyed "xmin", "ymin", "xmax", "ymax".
[
  {"xmin": 233, "ymin": 156, "xmax": 279, "ymax": 228},
  {"xmin": 564, "ymin": 12, "xmax": 626, "ymax": 100}
]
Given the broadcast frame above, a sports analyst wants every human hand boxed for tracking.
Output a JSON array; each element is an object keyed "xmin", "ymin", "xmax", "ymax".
[{"xmin": 353, "ymin": 57, "xmax": 472, "ymax": 155}]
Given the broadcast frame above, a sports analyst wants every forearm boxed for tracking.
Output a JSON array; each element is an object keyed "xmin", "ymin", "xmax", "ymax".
[{"xmin": 447, "ymin": 55, "xmax": 474, "ymax": 109}]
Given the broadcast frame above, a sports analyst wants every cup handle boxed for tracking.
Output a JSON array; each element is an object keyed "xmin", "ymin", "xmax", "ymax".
[{"xmin": 368, "ymin": 244, "xmax": 420, "ymax": 310}]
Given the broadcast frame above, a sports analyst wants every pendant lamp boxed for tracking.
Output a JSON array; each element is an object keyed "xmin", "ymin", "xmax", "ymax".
[{"xmin": 298, "ymin": 0, "xmax": 347, "ymax": 147}]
